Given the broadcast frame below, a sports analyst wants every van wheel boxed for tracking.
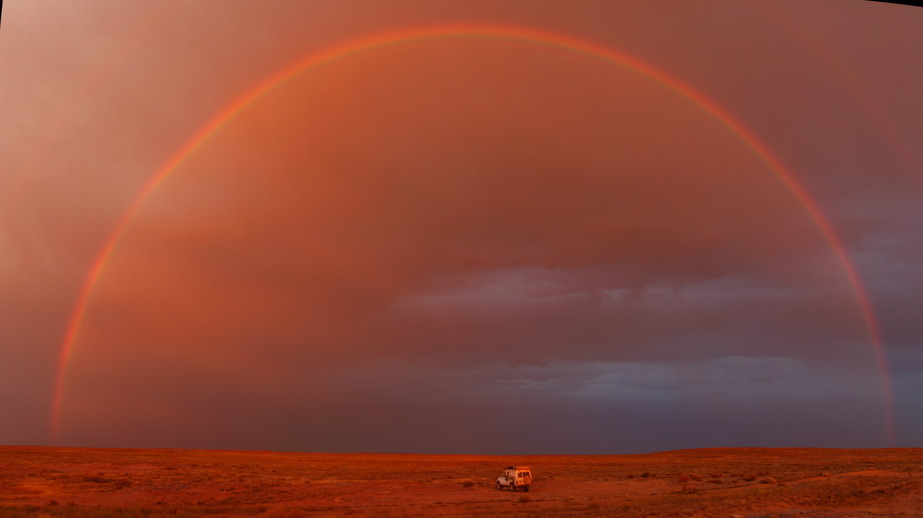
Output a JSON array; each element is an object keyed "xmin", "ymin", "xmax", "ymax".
[
  {"xmin": 523, "ymin": 486, "xmax": 530, "ymax": 492},
  {"xmin": 496, "ymin": 482, "xmax": 502, "ymax": 490}
]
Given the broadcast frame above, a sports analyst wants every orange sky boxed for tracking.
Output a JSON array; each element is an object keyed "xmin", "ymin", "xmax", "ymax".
[{"xmin": 1, "ymin": 1, "xmax": 922, "ymax": 453}]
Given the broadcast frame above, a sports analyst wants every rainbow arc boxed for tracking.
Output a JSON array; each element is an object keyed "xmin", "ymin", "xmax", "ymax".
[{"xmin": 51, "ymin": 23, "xmax": 896, "ymax": 445}]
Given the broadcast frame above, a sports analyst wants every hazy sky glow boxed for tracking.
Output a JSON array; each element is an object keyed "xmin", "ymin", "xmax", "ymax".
[{"xmin": 2, "ymin": 1, "xmax": 922, "ymax": 454}]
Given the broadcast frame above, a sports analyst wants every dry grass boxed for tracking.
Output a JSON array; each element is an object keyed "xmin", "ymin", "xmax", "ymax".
[{"xmin": 1, "ymin": 447, "xmax": 921, "ymax": 517}]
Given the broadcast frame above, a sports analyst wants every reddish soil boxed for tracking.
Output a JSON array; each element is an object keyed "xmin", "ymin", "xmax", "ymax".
[{"xmin": 1, "ymin": 446, "xmax": 921, "ymax": 517}]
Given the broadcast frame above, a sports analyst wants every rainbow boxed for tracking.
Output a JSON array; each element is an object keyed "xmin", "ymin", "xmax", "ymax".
[{"xmin": 50, "ymin": 23, "xmax": 896, "ymax": 445}]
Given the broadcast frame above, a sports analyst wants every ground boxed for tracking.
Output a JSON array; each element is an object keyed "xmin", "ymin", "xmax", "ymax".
[{"xmin": 1, "ymin": 446, "xmax": 921, "ymax": 517}]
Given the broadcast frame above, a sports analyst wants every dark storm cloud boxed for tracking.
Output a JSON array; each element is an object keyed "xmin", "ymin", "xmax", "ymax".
[{"xmin": 60, "ymin": 354, "xmax": 888, "ymax": 453}]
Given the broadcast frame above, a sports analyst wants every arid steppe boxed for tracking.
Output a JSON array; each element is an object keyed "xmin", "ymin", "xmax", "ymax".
[{"xmin": 1, "ymin": 446, "xmax": 921, "ymax": 517}]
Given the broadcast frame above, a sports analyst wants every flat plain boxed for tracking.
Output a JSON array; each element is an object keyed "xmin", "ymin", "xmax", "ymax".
[{"xmin": 1, "ymin": 446, "xmax": 921, "ymax": 517}]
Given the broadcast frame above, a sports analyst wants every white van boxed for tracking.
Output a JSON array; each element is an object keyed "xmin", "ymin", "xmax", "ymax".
[{"xmin": 496, "ymin": 466, "xmax": 533, "ymax": 491}]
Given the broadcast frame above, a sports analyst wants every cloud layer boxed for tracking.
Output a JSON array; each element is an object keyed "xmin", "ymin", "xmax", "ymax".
[{"xmin": 2, "ymin": 1, "xmax": 921, "ymax": 453}]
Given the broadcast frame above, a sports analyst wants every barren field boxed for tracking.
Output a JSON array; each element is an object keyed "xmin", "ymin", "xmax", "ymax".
[{"xmin": 1, "ymin": 446, "xmax": 921, "ymax": 517}]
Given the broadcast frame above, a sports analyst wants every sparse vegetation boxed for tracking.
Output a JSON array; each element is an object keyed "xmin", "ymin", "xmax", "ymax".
[{"xmin": 0, "ymin": 446, "xmax": 921, "ymax": 517}]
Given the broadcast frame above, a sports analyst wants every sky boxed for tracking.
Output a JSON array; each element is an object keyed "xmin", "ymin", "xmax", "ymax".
[{"xmin": 1, "ymin": 0, "xmax": 922, "ymax": 454}]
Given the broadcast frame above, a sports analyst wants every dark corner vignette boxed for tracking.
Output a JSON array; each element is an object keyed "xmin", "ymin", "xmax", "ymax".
[{"xmin": 864, "ymin": 0, "xmax": 922, "ymax": 7}]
